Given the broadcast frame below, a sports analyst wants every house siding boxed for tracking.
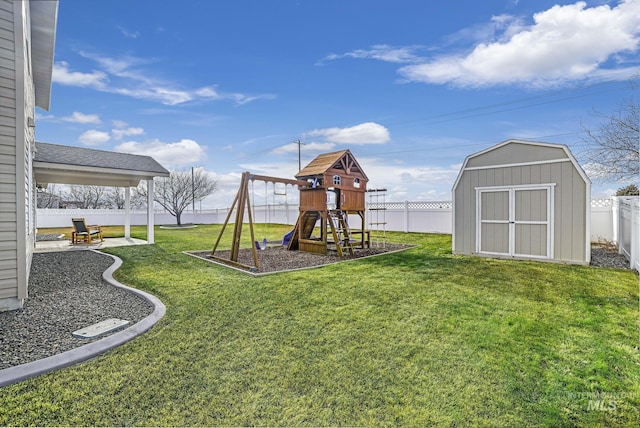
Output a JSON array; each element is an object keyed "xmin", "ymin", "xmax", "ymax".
[
  {"xmin": 0, "ymin": 0, "xmax": 36, "ymax": 310},
  {"xmin": 17, "ymin": 2, "xmax": 36, "ymax": 299},
  {"xmin": 0, "ymin": 0, "xmax": 18, "ymax": 309},
  {"xmin": 16, "ymin": 0, "xmax": 35, "ymax": 302},
  {"xmin": 453, "ymin": 141, "xmax": 589, "ymax": 264}
]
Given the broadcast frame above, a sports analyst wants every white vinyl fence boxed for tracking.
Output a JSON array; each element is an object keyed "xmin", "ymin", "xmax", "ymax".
[
  {"xmin": 615, "ymin": 197, "xmax": 639, "ymax": 271},
  {"xmin": 38, "ymin": 196, "xmax": 639, "ymax": 269}
]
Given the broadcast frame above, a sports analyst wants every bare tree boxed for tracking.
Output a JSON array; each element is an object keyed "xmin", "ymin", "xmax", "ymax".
[
  {"xmin": 138, "ymin": 168, "xmax": 218, "ymax": 225},
  {"xmin": 102, "ymin": 187, "xmax": 126, "ymax": 209},
  {"xmin": 102, "ymin": 186, "xmax": 148, "ymax": 209},
  {"xmin": 65, "ymin": 185, "xmax": 107, "ymax": 209},
  {"xmin": 36, "ymin": 184, "xmax": 61, "ymax": 208},
  {"xmin": 582, "ymin": 80, "xmax": 639, "ymax": 182}
]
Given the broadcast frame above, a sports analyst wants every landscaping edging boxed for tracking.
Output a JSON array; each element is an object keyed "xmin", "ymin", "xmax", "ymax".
[{"xmin": 0, "ymin": 251, "xmax": 166, "ymax": 388}]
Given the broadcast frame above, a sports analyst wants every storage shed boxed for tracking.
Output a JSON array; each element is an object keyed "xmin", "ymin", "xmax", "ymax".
[{"xmin": 452, "ymin": 139, "xmax": 591, "ymax": 265}]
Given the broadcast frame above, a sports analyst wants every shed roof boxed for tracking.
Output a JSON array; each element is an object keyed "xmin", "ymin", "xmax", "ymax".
[
  {"xmin": 296, "ymin": 149, "xmax": 368, "ymax": 181},
  {"xmin": 34, "ymin": 142, "xmax": 170, "ymax": 187},
  {"xmin": 452, "ymin": 139, "xmax": 590, "ymax": 191}
]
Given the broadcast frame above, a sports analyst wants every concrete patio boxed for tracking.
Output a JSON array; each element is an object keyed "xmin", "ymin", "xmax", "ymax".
[{"xmin": 35, "ymin": 237, "xmax": 148, "ymax": 253}]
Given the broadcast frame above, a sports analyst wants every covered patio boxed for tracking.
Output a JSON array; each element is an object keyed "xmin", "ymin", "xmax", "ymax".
[{"xmin": 33, "ymin": 142, "xmax": 170, "ymax": 244}]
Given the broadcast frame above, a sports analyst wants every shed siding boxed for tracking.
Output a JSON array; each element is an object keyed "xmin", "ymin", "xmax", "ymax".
[
  {"xmin": 454, "ymin": 141, "xmax": 588, "ymax": 264},
  {"xmin": 0, "ymin": 0, "xmax": 17, "ymax": 305}
]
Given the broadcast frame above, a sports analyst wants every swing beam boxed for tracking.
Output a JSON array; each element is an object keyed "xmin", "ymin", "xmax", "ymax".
[
  {"xmin": 249, "ymin": 174, "xmax": 309, "ymax": 187},
  {"xmin": 209, "ymin": 172, "xmax": 310, "ymax": 270}
]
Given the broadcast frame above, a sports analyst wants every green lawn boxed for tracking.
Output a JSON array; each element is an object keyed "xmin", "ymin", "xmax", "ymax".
[{"xmin": 2, "ymin": 225, "xmax": 638, "ymax": 426}]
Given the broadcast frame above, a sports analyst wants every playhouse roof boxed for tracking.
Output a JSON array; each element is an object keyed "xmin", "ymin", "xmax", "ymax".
[{"xmin": 296, "ymin": 149, "xmax": 369, "ymax": 181}]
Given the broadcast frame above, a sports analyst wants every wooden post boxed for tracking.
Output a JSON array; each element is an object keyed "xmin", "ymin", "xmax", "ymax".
[
  {"xmin": 210, "ymin": 171, "xmax": 260, "ymax": 270},
  {"xmin": 230, "ymin": 172, "xmax": 248, "ymax": 262}
]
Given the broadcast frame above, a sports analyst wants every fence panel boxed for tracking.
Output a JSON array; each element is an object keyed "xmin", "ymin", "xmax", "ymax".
[
  {"xmin": 617, "ymin": 197, "xmax": 639, "ymax": 271},
  {"xmin": 368, "ymin": 201, "xmax": 452, "ymax": 233},
  {"xmin": 590, "ymin": 198, "xmax": 614, "ymax": 242},
  {"xmin": 36, "ymin": 198, "xmax": 639, "ymax": 270}
]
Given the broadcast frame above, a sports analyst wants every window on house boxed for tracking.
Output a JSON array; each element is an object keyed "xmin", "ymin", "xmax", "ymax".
[
  {"xmin": 354, "ymin": 178, "xmax": 360, "ymax": 188},
  {"xmin": 333, "ymin": 175, "xmax": 342, "ymax": 185}
]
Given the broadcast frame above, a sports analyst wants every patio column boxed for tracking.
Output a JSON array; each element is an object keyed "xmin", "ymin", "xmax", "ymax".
[
  {"xmin": 124, "ymin": 187, "xmax": 131, "ymax": 239},
  {"xmin": 147, "ymin": 179, "xmax": 155, "ymax": 244}
]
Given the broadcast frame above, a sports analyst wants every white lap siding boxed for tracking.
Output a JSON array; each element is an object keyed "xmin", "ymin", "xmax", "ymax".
[{"xmin": 0, "ymin": 0, "xmax": 35, "ymax": 310}]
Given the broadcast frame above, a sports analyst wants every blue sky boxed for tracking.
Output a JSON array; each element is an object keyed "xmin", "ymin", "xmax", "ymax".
[{"xmin": 36, "ymin": 0, "xmax": 640, "ymax": 208}]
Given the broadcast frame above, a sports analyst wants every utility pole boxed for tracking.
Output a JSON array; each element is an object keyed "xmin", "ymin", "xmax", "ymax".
[
  {"xmin": 191, "ymin": 166, "xmax": 195, "ymax": 215},
  {"xmin": 295, "ymin": 140, "xmax": 305, "ymax": 172}
]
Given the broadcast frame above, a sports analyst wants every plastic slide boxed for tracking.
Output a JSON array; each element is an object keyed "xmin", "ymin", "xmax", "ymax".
[{"xmin": 282, "ymin": 229, "xmax": 294, "ymax": 247}]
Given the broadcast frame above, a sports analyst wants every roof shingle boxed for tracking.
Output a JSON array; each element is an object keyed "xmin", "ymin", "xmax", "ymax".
[{"xmin": 34, "ymin": 142, "xmax": 169, "ymax": 175}]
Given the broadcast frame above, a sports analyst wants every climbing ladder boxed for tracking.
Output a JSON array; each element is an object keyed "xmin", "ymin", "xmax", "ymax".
[
  {"xmin": 328, "ymin": 210, "xmax": 354, "ymax": 256},
  {"xmin": 367, "ymin": 188, "xmax": 387, "ymax": 248}
]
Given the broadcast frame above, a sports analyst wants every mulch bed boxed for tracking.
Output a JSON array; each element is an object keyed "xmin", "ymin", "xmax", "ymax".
[
  {"xmin": 189, "ymin": 242, "xmax": 635, "ymax": 275},
  {"xmin": 187, "ymin": 243, "xmax": 414, "ymax": 275}
]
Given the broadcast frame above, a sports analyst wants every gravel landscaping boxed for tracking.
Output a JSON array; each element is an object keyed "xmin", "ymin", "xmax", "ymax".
[
  {"xmin": 35, "ymin": 233, "xmax": 65, "ymax": 242},
  {"xmin": 0, "ymin": 251, "xmax": 154, "ymax": 370},
  {"xmin": 590, "ymin": 242, "xmax": 633, "ymax": 270}
]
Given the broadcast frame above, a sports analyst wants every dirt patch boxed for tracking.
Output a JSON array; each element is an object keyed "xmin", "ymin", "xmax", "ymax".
[{"xmin": 187, "ymin": 243, "xmax": 414, "ymax": 275}]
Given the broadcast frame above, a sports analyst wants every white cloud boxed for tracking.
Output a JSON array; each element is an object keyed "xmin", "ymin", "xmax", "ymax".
[
  {"xmin": 57, "ymin": 52, "xmax": 274, "ymax": 106},
  {"xmin": 443, "ymin": 14, "xmax": 526, "ymax": 46},
  {"xmin": 79, "ymin": 52, "xmax": 153, "ymax": 82},
  {"xmin": 112, "ymin": 87, "xmax": 194, "ymax": 106},
  {"xmin": 117, "ymin": 26, "xmax": 140, "ymax": 39},
  {"xmin": 359, "ymin": 156, "xmax": 459, "ymax": 201},
  {"xmin": 78, "ymin": 130, "xmax": 110, "ymax": 146},
  {"xmin": 34, "ymin": 112, "xmax": 54, "ymax": 121},
  {"xmin": 61, "ymin": 111, "xmax": 101, "ymax": 124},
  {"xmin": 399, "ymin": 0, "xmax": 640, "ymax": 87},
  {"xmin": 115, "ymin": 138, "xmax": 207, "ymax": 167},
  {"xmin": 112, "ymin": 127, "xmax": 144, "ymax": 140},
  {"xmin": 53, "ymin": 61, "xmax": 108, "ymax": 88},
  {"xmin": 320, "ymin": 44, "xmax": 422, "ymax": 65},
  {"xmin": 305, "ymin": 122, "xmax": 391, "ymax": 145}
]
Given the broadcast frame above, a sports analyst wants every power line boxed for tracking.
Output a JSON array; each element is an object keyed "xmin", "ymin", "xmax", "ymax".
[
  {"xmin": 383, "ymin": 78, "xmax": 631, "ymax": 129},
  {"xmin": 243, "ymin": 76, "xmax": 636, "ymax": 160},
  {"xmin": 364, "ymin": 131, "xmax": 584, "ymax": 159}
]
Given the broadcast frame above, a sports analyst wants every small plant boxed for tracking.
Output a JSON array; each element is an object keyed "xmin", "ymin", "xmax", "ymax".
[
  {"xmin": 592, "ymin": 239, "xmax": 618, "ymax": 252},
  {"xmin": 616, "ymin": 184, "xmax": 639, "ymax": 196}
]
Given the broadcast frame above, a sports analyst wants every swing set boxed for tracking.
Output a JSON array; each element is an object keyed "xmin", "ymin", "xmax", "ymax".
[
  {"xmin": 209, "ymin": 149, "xmax": 372, "ymax": 272},
  {"xmin": 209, "ymin": 171, "xmax": 309, "ymax": 271},
  {"xmin": 252, "ymin": 180, "xmax": 290, "ymax": 250}
]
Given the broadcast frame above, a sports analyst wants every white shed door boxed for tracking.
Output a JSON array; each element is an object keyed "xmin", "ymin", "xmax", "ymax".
[{"xmin": 477, "ymin": 185, "xmax": 553, "ymax": 259}]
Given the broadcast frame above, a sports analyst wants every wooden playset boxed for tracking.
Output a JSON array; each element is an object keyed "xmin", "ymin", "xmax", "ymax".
[{"xmin": 210, "ymin": 149, "xmax": 371, "ymax": 271}]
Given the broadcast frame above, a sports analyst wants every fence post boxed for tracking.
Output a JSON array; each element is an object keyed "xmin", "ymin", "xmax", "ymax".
[
  {"xmin": 404, "ymin": 201, "xmax": 409, "ymax": 233},
  {"xmin": 612, "ymin": 197, "xmax": 620, "ymax": 249},
  {"xmin": 124, "ymin": 188, "xmax": 131, "ymax": 239},
  {"xmin": 631, "ymin": 199, "xmax": 638, "ymax": 271}
]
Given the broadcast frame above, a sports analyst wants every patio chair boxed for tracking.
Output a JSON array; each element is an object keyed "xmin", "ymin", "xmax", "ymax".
[{"xmin": 71, "ymin": 218, "xmax": 104, "ymax": 244}]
